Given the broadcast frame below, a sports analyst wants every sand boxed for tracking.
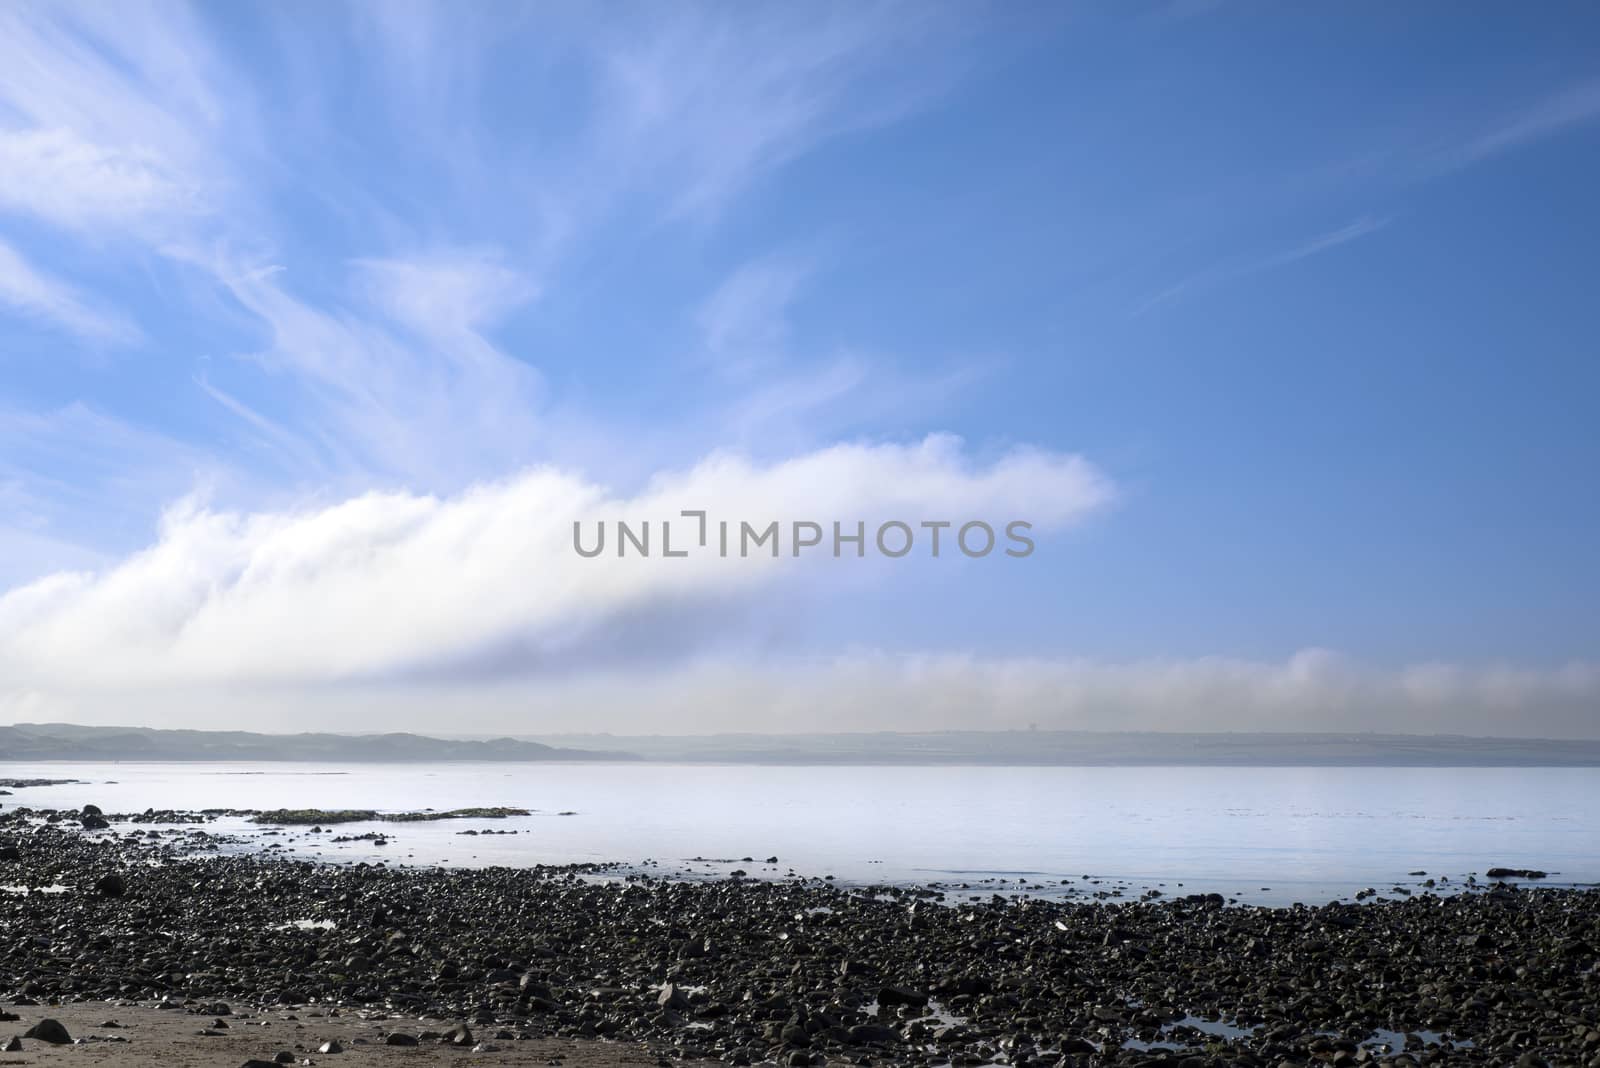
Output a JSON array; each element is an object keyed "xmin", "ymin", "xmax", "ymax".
[{"xmin": 0, "ymin": 1001, "xmax": 657, "ymax": 1067}]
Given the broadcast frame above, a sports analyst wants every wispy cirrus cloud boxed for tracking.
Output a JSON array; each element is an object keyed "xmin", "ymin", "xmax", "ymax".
[
  {"xmin": 0, "ymin": 238, "xmax": 140, "ymax": 345},
  {"xmin": 0, "ymin": 127, "xmax": 197, "ymax": 233},
  {"xmin": 1437, "ymin": 78, "xmax": 1600, "ymax": 174},
  {"xmin": 1132, "ymin": 77, "xmax": 1600, "ymax": 318},
  {"xmin": 209, "ymin": 251, "xmax": 543, "ymax": 491},
  {"xmin": 587, "ymin": 2, "xmax": 967, "ymax": 220},
  {"xmin": 1139, "ymin": 216, "xmax": 1389, "ymax": 313},
  {"xmin": 0, "ymin": 3, "xmax": 239, "ymax": 240},
  {"xmin": 691, "ymin": 250, "xmax": 986, "ymax": 454},
  {"xmin": 695, "ymin": 253, "xmax": 812, "ymax": 378},
  {"xmin": 0, "ymin": 401, "xmax": 235, "ymax": 577}
]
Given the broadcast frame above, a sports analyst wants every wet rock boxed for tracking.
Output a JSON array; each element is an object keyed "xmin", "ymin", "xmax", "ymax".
[
  {"xmin": 94, "ymin": 872, "xmax": 127, "ymax": 897},
  {"xmin": 877, "ymin": 985, "xmax": 930, "ymax": 1008},
  {"xmin": 849, "ymin": 1024, "xmax": 898, "ymax": 1044}
]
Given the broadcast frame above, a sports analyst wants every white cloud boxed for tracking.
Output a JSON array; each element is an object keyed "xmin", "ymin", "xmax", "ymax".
[
  {"xmin": 0, "ymin": 238, "xmax": 140, "ymax": 344},
  {"xmin": 0, "ymin": 436, "xmax": 1111, "ymax": 692},
  {"xmin": 0, "ymin": 126, "xmax": 196, "ymax": 232}
]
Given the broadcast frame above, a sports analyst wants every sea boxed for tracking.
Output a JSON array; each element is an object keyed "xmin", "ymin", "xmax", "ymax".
[{"xmin": 4, "ymin": 762, "xmax": 1597, "ymax": 907}]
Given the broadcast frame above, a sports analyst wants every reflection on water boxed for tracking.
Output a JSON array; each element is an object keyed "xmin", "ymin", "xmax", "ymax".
[
  {"xmin": 3, "ymin": 762, "xmax": 1597, "ymax": 906},
  {"xmin": 1124, "ymin": 1015, "xmax": 1259, "ymax": 1051}
]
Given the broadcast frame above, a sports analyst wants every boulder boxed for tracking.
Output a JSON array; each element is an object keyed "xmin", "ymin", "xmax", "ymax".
[{"xmin": 23, "ymin": 1019, "xmax": 70, "ymax": 1045}]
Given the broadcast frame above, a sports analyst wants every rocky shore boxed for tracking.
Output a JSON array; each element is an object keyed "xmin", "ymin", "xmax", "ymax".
[{"xmin": 2, "ymin": 817, "xmax": 1598, "ymax": 1068}]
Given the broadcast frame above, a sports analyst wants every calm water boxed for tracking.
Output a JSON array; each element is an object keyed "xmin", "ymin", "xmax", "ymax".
[{"xmin": 4, "ymin": 762, "xmax": 1596, "ymax": 906}]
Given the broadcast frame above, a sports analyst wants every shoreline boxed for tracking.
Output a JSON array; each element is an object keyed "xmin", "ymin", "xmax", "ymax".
[
  {"xmin": 4, "ymin": 819, "xmax": 1599, "ymax": 1066},
  {"xmin": 6, "ymin": 767, "xmax": 1597, "ymax": 910},
  {"xmin": 7, "ymin": 797, "xmax": 1591, "ymax": 907}
]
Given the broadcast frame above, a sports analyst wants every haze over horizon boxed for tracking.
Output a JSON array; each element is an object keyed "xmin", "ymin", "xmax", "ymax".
[{"xmin": 1, "ymin": 4, "xmax": 1598, "ymax": 737}]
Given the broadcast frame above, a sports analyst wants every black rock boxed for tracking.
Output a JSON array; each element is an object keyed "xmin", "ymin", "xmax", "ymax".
[
  {"xmin": 80, "ymin": 813, "xmax": 110, "ymax": 829},
  {"xmin": 94, "ymin": 872, "xmax": 128, "ymax": 897},
  {"xmin": 2, "ymin": 1036, "xmax": 20, "ymax": 1053},
  {"xmin": 1486, "ymin": 867, "xmax": 1547, "ymax": 879},
  {"xmin": 23, "ymin": 1019, "xmax": 70, "ymax": 1045},
  {"xmin": 877, "ymin": 985, "xmax": 930, "ymax": 1008},
  {"xmin": 386, "ymin": 1032, "xmax": 420, "ymax": 1046},
  {"xmin": 849, "ymin": 1024, "xmax": 898, "ymax": 1045}
]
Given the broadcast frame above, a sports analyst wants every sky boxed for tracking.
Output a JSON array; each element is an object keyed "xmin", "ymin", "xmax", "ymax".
[{"xmin": 1, "ymin": 2, "xmax": 1598, "ymax": 737}]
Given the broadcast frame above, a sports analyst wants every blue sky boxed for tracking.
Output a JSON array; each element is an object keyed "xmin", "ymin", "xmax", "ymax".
[{"xmin": 1, "ymin": 3, "xmax": 1598, "ymax": 735}]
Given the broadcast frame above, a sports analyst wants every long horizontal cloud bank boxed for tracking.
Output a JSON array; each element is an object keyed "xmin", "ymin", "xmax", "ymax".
[
  {"xmin": 0, "ymin": 435, "xmax": 1108, "ymax": 689},
  {"xmin": 491, "ymin": 651, "xmax": 1600, "ymax": 738},
  {"xmin": 3, "ymin": 435, "xmax": 1595, "ymax": 738},
  {"xmin": 4, "ymin": 650, "xmax": 1597, "ymax": 740}
]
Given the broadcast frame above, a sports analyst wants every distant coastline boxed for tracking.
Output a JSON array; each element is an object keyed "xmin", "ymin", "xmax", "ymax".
[
  {"xmin": 6, "ymin": 721, "xmax": 1600, "ymax": 765},
  {"xmin": 0, "ymin": 722, "xmax": 633, "ymax": 763}
]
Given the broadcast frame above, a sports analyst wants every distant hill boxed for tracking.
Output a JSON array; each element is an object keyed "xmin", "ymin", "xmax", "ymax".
[
  {"xmin": 0, "ymin": 722, "xmax": 636, "ymax": 762},
  {"xmin": 510, "ymin": 729, "xmax": 1600, "ymax": 766},
  {"xmin": 7, "ymin": 723, "xmax": 1600, "ymax": 766}
]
